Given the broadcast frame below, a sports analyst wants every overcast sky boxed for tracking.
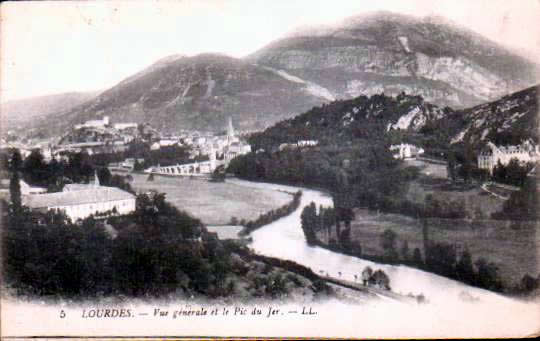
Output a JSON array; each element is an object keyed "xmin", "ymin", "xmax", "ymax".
[{"xmin": 1, "ymin": 0, "xmax": 539, "ymax": 102}]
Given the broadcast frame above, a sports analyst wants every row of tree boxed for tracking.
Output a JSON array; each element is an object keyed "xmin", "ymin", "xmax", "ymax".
[
  {"xmin": 491, "ymin": 158, "xmax": 534, "ymax": 187},
  {"xmin": 4, "ymin": 149, "xmax": 135, "ymax": 194},
  {"xmin": 239, "ymin": 191, "xmax": 302, "ymax": 235}
]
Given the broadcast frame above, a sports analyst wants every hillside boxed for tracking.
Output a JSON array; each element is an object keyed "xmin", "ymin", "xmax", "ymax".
[
  {"xmin": 248, "ymin": 92, "xmax": 448, "ymax": 151},
  {"xmin": 249, "ymin": 84, "xmax": 539, "ymax": 156},
  {"xmin": 1, "ymin": 91, "xmax": 98, "ymax": 132},
  {"xmin": 450, "ymin": 84, "xmax": 539, "ymax": 147},
  {"xmin": 27, "ymin": 54, "xmax": 329, "ymax": 137},
  {"xmin": 248, "ymin": 12, "xmax": 539, "ymax": 109}
]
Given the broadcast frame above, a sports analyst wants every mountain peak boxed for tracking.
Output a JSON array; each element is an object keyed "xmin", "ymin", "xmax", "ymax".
[{"xmin": 248, "ymin": 12, "xmax": 539, "ymax": 109}]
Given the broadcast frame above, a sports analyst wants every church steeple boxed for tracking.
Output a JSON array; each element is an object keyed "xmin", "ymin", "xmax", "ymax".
[{"xmin": 227, "ymin": 117, "xmax": 235, "ymax": 142}]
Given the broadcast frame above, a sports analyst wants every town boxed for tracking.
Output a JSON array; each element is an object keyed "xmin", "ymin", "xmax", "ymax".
[{"xmin": 1, "ymin": 5, "xmax": 540, "ymax": 339}]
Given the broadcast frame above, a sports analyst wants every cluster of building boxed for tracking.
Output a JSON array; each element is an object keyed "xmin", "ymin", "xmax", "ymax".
[
  {"xmin": 146, "ymin": 118, "xmax": 252, "ymax": 176},
  {"xmin": 389, "ymin": 143, "xmax": 425, "ymax": 159},
  {"xmin": 278, "ymin": 140, "xmax": 319, "ymax": 151},
  {"xmin": 56, "ymin": 116, "xmax": 142, "ymax": 156},
  {"xmin": 477, "ymin": 141, "xmax": 539, "ymax": 174},
  {"xmin": 21, "ymin": 173, "xmax": 136, "ymax": 222}
]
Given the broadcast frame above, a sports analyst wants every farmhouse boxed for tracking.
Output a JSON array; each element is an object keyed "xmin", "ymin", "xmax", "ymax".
[{"xmin": 477, "ymin": 141, "xmax": 539, "ymax": 173}]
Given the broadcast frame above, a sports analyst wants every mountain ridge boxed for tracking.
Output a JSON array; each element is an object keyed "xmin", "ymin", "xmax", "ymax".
[
  {"xmin": 247, "ymin": 11, "xmax": 539, "ymax": 109},
  {"xmin": 21, "ymin": 53, "xmax": 328, "ymax": 137}
]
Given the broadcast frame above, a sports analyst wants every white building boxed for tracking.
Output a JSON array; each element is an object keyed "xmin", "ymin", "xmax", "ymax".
[
  {"xmin": 478, "ymin": 141, "xmax": 539, "ymax": 173},
  {"xmin": 19, "ymin": 180, "xmax": 47, "ymax": 195},
  {"xmin": 23, "ymin": 186, "xmax": 135, "ymax": 221},
  {"xmin": 113, "ymin": 123, "xmax": 138, "ymax": 130},
  {"xmin": 224, "ymin": 142, "xmax": 251, "ymax": 161},
  {"xmin": 23, "ymin": 173, "xmax": 135, "ymax": 221},
  {"xmin": 390, "ymin": 143, "xmax": 424, "ymax": 159},
  {"xmin": 279, "ymin": 140, "xmax": 319, "ymax": 151},
  {"xmin": 75, "ymin": 116, "xmax": 110, "ymax": 129}
]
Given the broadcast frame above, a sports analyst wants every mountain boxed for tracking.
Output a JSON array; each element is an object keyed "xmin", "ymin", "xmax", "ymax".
[
  {"xmin": 1, "ymin": 91, "xmax": 99, "ymax": 132},
  {"xmin": 247, "ymin": 12, "xmax": 539, "ymax": 109},
  {"xmin": 29, "ymin": 54, "xmax": 329, "ymax": 137},
  {"xmin": 449, "ymin": 84, "xmax": 539, "ymax": 146}
]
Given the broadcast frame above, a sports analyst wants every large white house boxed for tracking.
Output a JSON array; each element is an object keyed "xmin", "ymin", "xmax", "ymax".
[
  {"xmin": 478, "ymin": 141, "xmax": 539, "ymax": 173},
  {"xmin": 23, "ymin": 184, "xmax": 136, "ymax": 221},
  {"xmin": 389, "ymin": 143, "xmax": 424, "ymax": 159}
]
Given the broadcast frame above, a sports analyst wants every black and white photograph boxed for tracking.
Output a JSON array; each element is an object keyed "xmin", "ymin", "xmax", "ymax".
[{"xmin": 0, "ymin": 0, "xmax": 539, "ymax": 338}]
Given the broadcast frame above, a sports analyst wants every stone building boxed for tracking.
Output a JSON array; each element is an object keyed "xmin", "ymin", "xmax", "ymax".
[
  {"xmin": 477, "ymin": 141, "xmax": 539, "ymax": 173},
  {"xmin": 23, "ymin": 175, "xmax": 135, "ymax": 222}
]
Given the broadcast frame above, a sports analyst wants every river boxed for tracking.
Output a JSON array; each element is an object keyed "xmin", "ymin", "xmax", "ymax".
[{"xmin": 227, "ymin": 178, "xmax": 540, "ymax": 337}]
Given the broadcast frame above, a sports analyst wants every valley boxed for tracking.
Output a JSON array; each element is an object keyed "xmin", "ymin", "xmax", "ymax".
[{"xmin": 1, "ymin": 9, "xmax": 539, "ymax": 339}]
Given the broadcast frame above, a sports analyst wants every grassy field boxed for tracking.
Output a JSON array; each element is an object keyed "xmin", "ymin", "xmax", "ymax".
[
  {"xmin": 128, "ymin": 173, "xmax": 291, "ymax": 225},
  {"xmin": 404, "ymin": 159, "xmax": 504, "ymax": 218},
  {"xmin": 320, "ymin": 209, "xmax": 539, "ymax": 286}
]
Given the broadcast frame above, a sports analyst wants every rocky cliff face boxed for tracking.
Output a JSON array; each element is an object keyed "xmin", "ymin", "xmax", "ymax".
[
  {"xmin": 248, "ymin": 12, "xmax": 539, "ymax": 109},
  {"xmin": 28, "ymin": 54, "xmax": 328, "ymax": 136}
]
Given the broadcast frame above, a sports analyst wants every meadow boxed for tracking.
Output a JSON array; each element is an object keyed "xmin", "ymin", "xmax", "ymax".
[
  {"xmin": 318, "ymin": 207, "xmax": 539, "ymax": 288},
  {"xmin": 128, "ymin": 173, "xmax": 291, "ymax": 225}
]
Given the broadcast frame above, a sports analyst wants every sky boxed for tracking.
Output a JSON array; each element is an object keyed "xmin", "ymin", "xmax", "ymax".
[{"xmin": 1, "ymin": 0, "xmax": 539, "ymax": 102}]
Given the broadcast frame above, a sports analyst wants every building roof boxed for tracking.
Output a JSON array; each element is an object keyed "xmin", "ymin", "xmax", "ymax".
[
  {"xmin": 63, "ymin": 184, "xmax": 97, "ymax": 191},
  {"xmin": 23, "ymin": 186, "xmax": 135, "ymax": 208}
]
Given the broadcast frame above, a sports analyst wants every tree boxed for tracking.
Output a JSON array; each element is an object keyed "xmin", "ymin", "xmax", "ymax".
[
  {"xmin": 370, "ymin": 269, "xmax": 391, "ymax": 290},
  {"xmin": 9, "ymin": 169, "xmax": 21, "ymax": 210},
  {"xmin": 361, "ymin": 266, "xmax": 373, "ymax": 286},
  {"xmin": 518, "ymin": 274, "xmax": 539, "ymax": 294},
  {"xmin": 425, "ymin": 242, "xmax": 457, "ymax": 277},
  {"xmin": 455, "ymin": 248, "xmax": 475, "ymax": 285},
  {"xmin": 446, "ymin": 150, "xmax": 457, "ymax": 181},
  {"xmin": 300, "ymin": 202, "xmax": 318, "ymax": 245},
  {"xmin": 380, "ymin": 229, "xmax": 398, "ymax": 261},
  {"xmin": 9, "ymin": 150, "xmax": 23, "ymax": 210},
  {"xmin": 504, "ymin": 158, "xmax": 529, "ymax": 187},
  {"xmin": 460, "ymin": 141, "xmax": 476, "ymax": 184},
  {"xmin": 8, "ymin": 149, "xmax": 22, "ymax": 172},
  {"xmin": 412, "ymin": 248, "xmax": 423, "ymax": 266},
  {"xmin": 475, "ymin": 258, "xmax": 502, "ymax": 291},
  {"xmin": 97, "ymin": 167, "xmax": 112, "ymax": 186},
  {"xmin": 22, "ymin": 149, "xmax": 47, "ymax": 185},
  {"xmin": 400, "ymin": 240, "xmax": 410, "ymax": 262}
]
